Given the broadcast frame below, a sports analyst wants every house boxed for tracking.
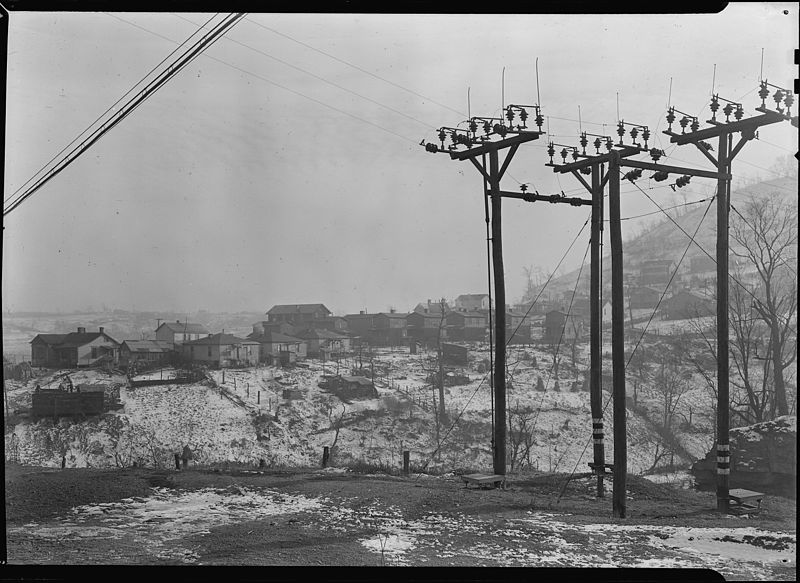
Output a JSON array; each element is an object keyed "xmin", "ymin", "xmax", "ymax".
[
  {"xmin": 445, "ymin": 310, "xmax": 486, "ymax": 341},
  {"xmin": 155, "ymin": 321, "xmax": 211, "ymax": 345},
  {"xmin": 412, "ymin": 299, "xmax": 450, "ymax": 315},
  {"xmin": 506, "ymin": 309, "xmax": 533, "ymax": 343},
  {"xmin": 294, "ymin": 328, "xmax": 351, "ymax": 358},
  {"xmin": 249, "ymin": 330, "xmax": 307, "ymax": 364},
  {"xmin": 406, "ymin": 311, "xmax": 448, "ymax": 345},
  {"xmin": 660, "ymin": 291, "xmax": 715, "ymax": 320},
  {"xmin": 453, "ymin": 293, "xmax": 491, "ymax": 311},
  {"xmin": 266, "ymin": 304, "xmax": 331, "ymax": 325},
  {"xmin": 476, "ymin": 308, "xmax": 532, "ymax": 342},
  {"xmin": 182, "ymin": 333, "xmax": 260, "ymax": 367},
  {"xmin": 31, "ymin": 327, "xmax": 120, "ymax": 368},
  {"xmin": 544, "ymin": 311, "xmax": 584, "ymax": 343},
  {"xmin": 629, "ymin": 286, "xmax": 661, "ymax": 310},
  {"xmin": 640, "ymin": 259, "xmax": 674, "ymax": 285},
  {"xmin": 30, "ymin": 334, "xmax": 68, "ymax": 367},
  {"xmin": 119, "ymin": 340, "xmax": 175, "ymax": 368},
  {"xmin": 308, "ymin": 316, "xmax": 349, "ymax": 333},
  {"xmin": 343, "ymin": 311, "xmax": 408, "ymax": 346}
]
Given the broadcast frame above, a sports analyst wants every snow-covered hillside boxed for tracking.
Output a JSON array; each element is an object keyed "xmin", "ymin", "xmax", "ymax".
[{"xmin": 4, "ymin": 344, "xmax": 716, "ymax": 476}]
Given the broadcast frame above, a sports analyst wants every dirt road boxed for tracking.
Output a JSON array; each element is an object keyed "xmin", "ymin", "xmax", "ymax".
[{"xmin": 4, "ymin": 463, "xmax": 795, "ymax": 578}]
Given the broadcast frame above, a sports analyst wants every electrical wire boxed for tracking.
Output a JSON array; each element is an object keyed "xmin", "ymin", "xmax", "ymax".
[
  {"xmin": 4, "ymin": 13, "xmax": 246, "ymax": 218},
  {"xmin": 3, "ymin": 12, "xmax": 224, "ymax": 210},
  {"xmin": 174, "ymin": 13, "xmax": 441, "ymax": 133},
  {"xmin": 104, "ymin": 15, "xmax": 423, "ymax": 148},
  {"xmin": 243, "ymin": 16, "xmax": 466, "ymax": 119},
  {"xmin": 412, "ymin": 215, "xmax": 591, "ymax": 478}
]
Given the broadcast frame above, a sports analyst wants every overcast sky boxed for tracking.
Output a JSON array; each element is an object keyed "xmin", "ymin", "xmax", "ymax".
[{"xmin": 3, "ymin": 5, "xmax": 798, "ymax": 315}]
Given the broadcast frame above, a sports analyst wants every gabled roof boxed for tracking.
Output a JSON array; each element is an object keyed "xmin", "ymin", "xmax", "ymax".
[
  {"xmin": 412, "ymin": 301, "xmax": 450, "ymax": 314},
  {"xmin": 267, "ymin": 304, "xmax": 331, "ymax": 316},
  {"xmin": 30, "ymin": 334, "xmax": 68, "ymax": 345},
  {"xmin": 376, "ymin": 312, "xmax": 409, "ymax": 319},
  {"xmin": 157, "ymin": 322, "xmax": 210, "ymax": 334},
  {"xmin": 456, "ymin": 293, "xmax": 489, "ymax": 301},
  {"xmin": 249, "ymin": 331, "xmax": 305, "ymax": 344},
  {"xmin": 121, "ymin": 340, "xmax": 175, "ymax": 353},
  {"xmin": 58, "ymin": 331, "xmax": 120, "ymax": 348},
  {"xmin": 294, "ymin": 328, "xmax": 350, "ymax": 340},
  {"xmin": 183, "ymin": 333, "xmax": 258, "ymax": 346},
  {"xmin": 447, "ymin": 310, "xmax": 485, "ymax": 319}
]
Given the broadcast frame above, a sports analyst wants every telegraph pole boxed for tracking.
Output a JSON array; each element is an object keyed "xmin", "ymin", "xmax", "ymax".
[
  {"xmin": 660, "ymin": 82, "xmax": 794, "ymax": 513},
  {"xmin": 548, "ymin": 120, "xmax": 721, "ymax": 517},
  {"xmin": 546, "ymin": 130, "xmax": 645, "ymax": 509},
  {"xmin": 423, "ymin": 105, "xmax": 552, "ymax": 476}
]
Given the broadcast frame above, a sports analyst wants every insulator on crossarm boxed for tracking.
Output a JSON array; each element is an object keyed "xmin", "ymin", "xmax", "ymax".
[
  {"xmin": 650, "ymin": 148, "xmax": 663, "ymax": 162},
  {"xmin": 679, "ymin": 116, "xmax": 689, "ymax": 133},
  {"xmin": 690, "ymin": 118, "xmax": 700, "ymax": 132},
  {"xmin": 758, "ymin": 82, "xmax": 770, "ymax": 106},
  {"xmin": 773, "ymin": 90, "xmax": 785, "ymax": 113},
  {"xmin": 580, "ymin": 132, "xmax": 588, "ymax": 154},
  {"xmin": 784, "ymin": 92, "xmax": 794, "ymax": 115},
  {"xmin": 723, "ymin": 103, "xmax": 733, "ymax": 122},
  {"xmin": 652, "ymin": 171, "xmax": 669, "ymax": 182},
  {"xmin": 642, "ymin": 127, "xmax": 650, "ymax": 148},
  {"xmin": 593, "ymin": 137, "xmax": 602, "ymax": 154},
  {"xmin": 734, "ymin": 106, "xmax": 744, "ymax": 121},
  {"xmin": 710, "ymin": 95, "xmax": 720, "ymax": 121},
  {"xmin": 666, "ymin": 107, "xmax": 676, "ymax": 131},
  {"xmin": 547, "ymin": 142, "xmax": 555, "ymax": 164}
]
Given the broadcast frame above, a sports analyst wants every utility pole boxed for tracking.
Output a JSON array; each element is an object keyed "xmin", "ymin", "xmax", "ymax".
[
  {"xmin": 548, "ymin": 120, "xmax": 718, "ymax": 517},
  {"xmin": 546, "ymin": 130, "xmax": 645, "ymax": 509},
  {"xmin": 660, "ymin": 82, "xmax": 794, "ymax": 513},
  {"xmin": 423, "ymin": 104, "xmax": 546, "ymax": 476}
]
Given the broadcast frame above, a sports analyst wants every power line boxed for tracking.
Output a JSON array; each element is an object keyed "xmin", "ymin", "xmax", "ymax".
[
  {"xmin": 243, "ymin": 16, "xmax": 466, "ymax": 119},
  {"xmin": 106, "ymin": 15, "xmax": 422, "ymax": 148},
  {"xmin": 4, "ymin": 13, "xmax": 246, "ymax": 218},
  {"xmin": 412, "ymin": 215, "xmax": 591, "ymax": 477},
  {"xmin": 4, "ymin": 12, "xmax": 223, "ymax": 208},
  {"xmin": 174, "ymin": 14, "xmax": 441, "ymax": 133}
]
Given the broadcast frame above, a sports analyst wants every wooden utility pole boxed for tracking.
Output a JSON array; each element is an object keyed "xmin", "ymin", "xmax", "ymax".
[
  {"xmin": 423, "ymin": 107, "xmax": 544, "ymax": 477},
  {"xmin": 661, "ymin": 85, "xmax": 793, "ymax": 513},
  {"xmin": 607, "ymin": 151, "xmax": 627, "ymax": 518},
  {"xmin": 589, "ymin": 162, "xmax": 605, "ymax": 498}
]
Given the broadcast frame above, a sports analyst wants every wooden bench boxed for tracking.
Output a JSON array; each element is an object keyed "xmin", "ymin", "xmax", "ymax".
[
  {"xmin": 728, "ymin": 488, "xmax": 765, "ymax": 514},
  {"xmin": 461, "ymin": 473, "xmax": 506, "ymax": 490}
]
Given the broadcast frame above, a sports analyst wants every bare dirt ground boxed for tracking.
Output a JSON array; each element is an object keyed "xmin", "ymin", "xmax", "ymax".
[{"xmin": 3, "ymin": 463, "xmax": 796, "ymax": 578}]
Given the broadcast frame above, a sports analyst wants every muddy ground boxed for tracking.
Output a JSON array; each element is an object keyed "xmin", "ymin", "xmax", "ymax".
[{"xmin": 3, "ymin": 463, "xmax": 796, "ymax": 578}]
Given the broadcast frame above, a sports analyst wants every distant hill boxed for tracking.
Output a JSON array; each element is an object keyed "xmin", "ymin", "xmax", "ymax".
[{"xmin": 528, "ymin": 175, "xmax": 798, "ymax": 302}]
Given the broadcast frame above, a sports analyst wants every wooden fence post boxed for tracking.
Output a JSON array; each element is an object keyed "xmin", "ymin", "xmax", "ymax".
[
  {"xmin": 322, "ymin": 446, "xmax": 330, "ymax": 468},
  {"xmin": 403, "ymin": 450, "xmax": 410, "ymax": 476}
]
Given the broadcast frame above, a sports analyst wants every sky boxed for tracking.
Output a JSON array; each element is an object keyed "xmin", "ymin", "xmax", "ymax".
[{"xmin": 3, "ymin": 5, "xmax": 798, "ymax": 316}]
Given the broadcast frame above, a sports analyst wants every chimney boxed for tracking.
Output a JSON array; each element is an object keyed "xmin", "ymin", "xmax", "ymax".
[
  {"xmin": 360, "ymin": 310, "xmax": 365, "ymax": 315},
  {"xmin": 427, "ymin": 299, "xmax": 431, "ymax": 306},
  {"xmin": 77, "ymin": 327, "xmax": 86, "ymax": 334},
  {"xmin": 176, "ymin": 320, "xmax": 181, "ymax": 324},
  {"xmin": 390, "ymin": 308, "xmax": 396, "ymax": 314},
  {"xmin": 99, "ymin": 327, "xmax": 105, "ymax": 334}
]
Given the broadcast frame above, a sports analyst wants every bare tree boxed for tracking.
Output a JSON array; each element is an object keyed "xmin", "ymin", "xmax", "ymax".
[
  {"xmin": 507, "ymin": 400, "xmax": 536, "ymax": 472},
  {"xmin": 731, "ymin": 196, "xmax": 798, "ymax": 416}
]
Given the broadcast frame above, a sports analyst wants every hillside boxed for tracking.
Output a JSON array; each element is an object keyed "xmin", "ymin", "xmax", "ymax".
[
  {"xmin": 538, "ymin": 175, "xmax": 798, "ymax": 300},
  {"xmin": 5, "ymin": 343, "xmax": 716, "ymax": 479}
]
